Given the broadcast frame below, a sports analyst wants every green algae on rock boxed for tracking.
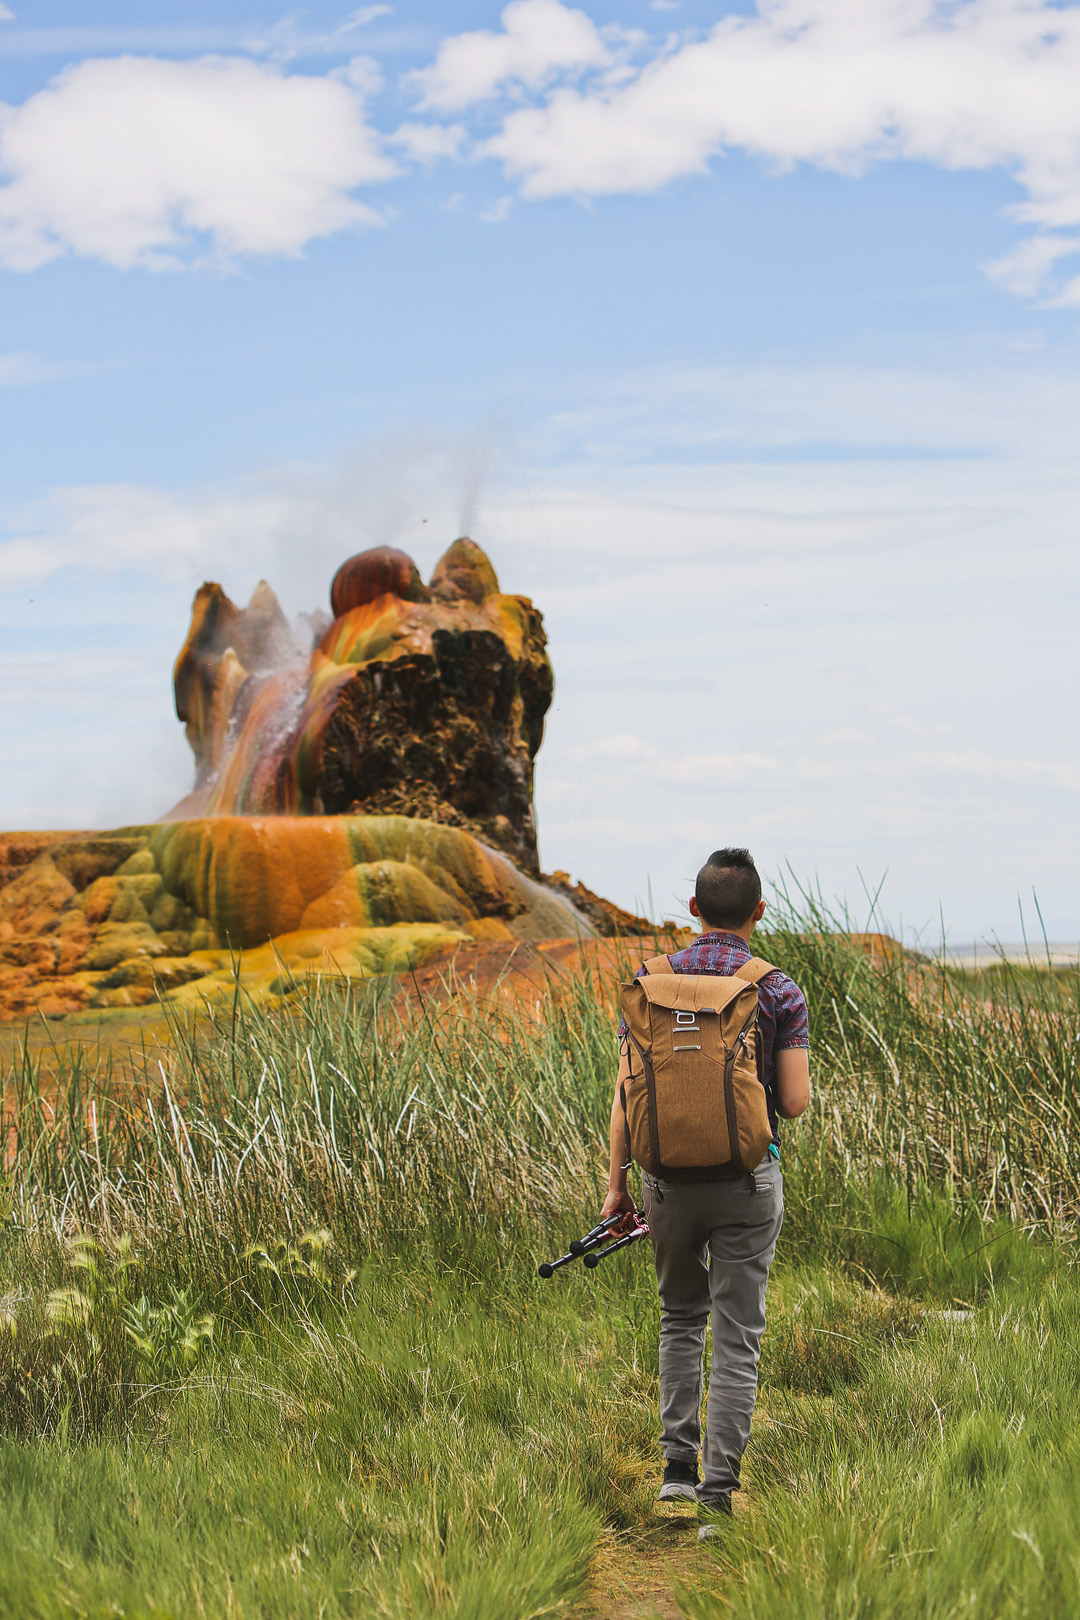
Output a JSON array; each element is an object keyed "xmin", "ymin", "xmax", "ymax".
[{"xmin": 0, "ymin": 817, "xmax": 596, "ymax": 1020}]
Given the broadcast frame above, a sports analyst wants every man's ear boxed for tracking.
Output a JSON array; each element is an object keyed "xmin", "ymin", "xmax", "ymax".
[
  {"xmin": 688, "ymin": 896, "xmax": 701, "ymax": 919},
  {"xmin": 752, "ymin": 899, "xmax": 767, "ymax": 924}
]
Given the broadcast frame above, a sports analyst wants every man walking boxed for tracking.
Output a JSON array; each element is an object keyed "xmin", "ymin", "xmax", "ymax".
[{"xmin": 600, "ymin": 848, "xmax": 810, "ymax": 1519}]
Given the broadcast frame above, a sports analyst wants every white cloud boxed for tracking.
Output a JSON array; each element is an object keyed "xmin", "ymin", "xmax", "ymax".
[
  {"xmin": 243, "ymin": 7, "xmax": 398, "ymax": 65},
  {"xmin": 905, "ymin": 750, "xmax": 1080, "ymax": 792},
  {"xmin": 0, "ymin": 54, "xmax": 394, "ymax": 271},
  {"xmin": 987, "ymin": 232, "xmax": 1080, "ymax": 305},
  {"xmin": 458, "ymin": 0, "xmax": 1080, "ymax": 300},
  {"xmin": 557, "ymin": 736, "xmax": 1080, "ymax": 796},
  {"xmin": 0, "ymin": 482, "xmax": 295, "ymax": 590},
  {"xmin": 3, "ymin": 2, "xmax": 1080, "ymax": 295},
  {"xmin": 0, "ymin": 6, "xmax": 13, "ymax": 23},
  {"xmin": 335, "ymin": 53, "xmax": 384, "ymax": 94},
  {"xmin": 0, "ymin": 429, "xmax": 508, "ymax": 599},
  {"xmin": 814, "ymin": 727, "xmax": 874, "ymax": 747},
  {"xmin": 389, "ymin": 121, "xmax": 466, "ymax": 163},
  {"xmin": 0, "ymin": 350, "xmax": 83, "ymax": 384},
  {"xmin": 479, "ymin": 193, "xmax": 514, "ymax": 222},
  {"xmin": 407, "ymin": 0, "xmax": 609, "ymax": 113}
]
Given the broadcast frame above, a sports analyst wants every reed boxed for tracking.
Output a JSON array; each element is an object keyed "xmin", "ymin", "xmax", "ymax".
[
  {"xmin": 0, "ymin": 950, "xmax": 622, "ymax": 1312},
  {"xmin": 3, "ymin": 894, "xmax": 1077, "ymax": 1299},
  {"xmin": 0, "ymin": 899, "xmax": 1077, "ymax": 1616},
  {"xmin": 763, "ymin": 884, "xmax": 1080, "ymax": 1229}
]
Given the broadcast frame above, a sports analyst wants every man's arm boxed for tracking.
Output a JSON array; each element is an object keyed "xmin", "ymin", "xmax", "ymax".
[
  {"xmin": 598, "ymin": 1044, "xmax": 636, "ymax": 1226},
  {"xmin": 775, "ymin": 1046, "xmax": 811, "ymax": 1118}
]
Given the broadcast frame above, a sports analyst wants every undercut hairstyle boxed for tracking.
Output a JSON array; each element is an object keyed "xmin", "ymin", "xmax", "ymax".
[{"xmin": 695, "ymin": 848, "xmax": 762, "ymax": 930}]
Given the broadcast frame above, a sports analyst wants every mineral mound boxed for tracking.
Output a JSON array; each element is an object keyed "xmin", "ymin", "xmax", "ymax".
[
  {"xmin": 173, "ymin": 539, "xmax": 553, "ymax": 875},
  {"xmin": 0, "ymin": 538, "xmax": 660, "ymax": 1025},
  {"xmin": 0, "ymin": 817, "xmax": 598, "ymax": 1019}
]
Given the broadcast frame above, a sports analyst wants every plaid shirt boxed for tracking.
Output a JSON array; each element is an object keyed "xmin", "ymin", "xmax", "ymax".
[{"xmin": 630, "ymin": 931, "xmax": 810, "ymax": 1146}]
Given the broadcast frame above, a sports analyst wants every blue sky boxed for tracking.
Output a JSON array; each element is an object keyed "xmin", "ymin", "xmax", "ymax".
[{"xmin": 3, "ymin": 0, "xmax": 1080, "ymax": 941}]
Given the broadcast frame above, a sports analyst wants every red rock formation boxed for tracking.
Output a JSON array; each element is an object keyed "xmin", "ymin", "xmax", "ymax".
[{"xmin": 0, "ymin": 832, "xmax": 85, "ymax": 892}]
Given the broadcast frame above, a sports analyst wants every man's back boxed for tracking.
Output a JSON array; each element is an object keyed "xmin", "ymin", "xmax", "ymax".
[{"xmin": 664, "ymin": 929, "xmax": 809, "ymax": 1146}]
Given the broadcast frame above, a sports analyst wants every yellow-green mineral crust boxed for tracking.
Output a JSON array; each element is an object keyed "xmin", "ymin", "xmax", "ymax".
[{"xmin": 0, "ymin": 817, "xmax": 596, "ymax": 1020}]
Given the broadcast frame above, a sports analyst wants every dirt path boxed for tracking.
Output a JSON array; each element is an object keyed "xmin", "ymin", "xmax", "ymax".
[{"xmin": 577, "ymin": 1504, "xmax": 719, "ymax": 1620}]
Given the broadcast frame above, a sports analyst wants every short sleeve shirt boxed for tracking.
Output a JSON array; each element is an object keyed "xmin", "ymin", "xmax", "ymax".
[{"xmin": 627, "ymin": 931, "xmax": 810, "ymax": 1147}]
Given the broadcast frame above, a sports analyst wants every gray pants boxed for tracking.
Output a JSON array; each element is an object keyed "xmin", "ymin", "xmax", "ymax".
[{"xmin": 643, "ymin": 1156, "xmax": 783, "ymax": 1498}]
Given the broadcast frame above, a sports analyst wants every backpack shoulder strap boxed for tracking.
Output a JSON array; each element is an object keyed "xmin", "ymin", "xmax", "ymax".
[
  {"xmin": 733, "ymin": 956, "xmax": 778, "ymax": 986},
  {"xmin": 641, "ymin": 954, "xmax": 674, "ymax": 975}
]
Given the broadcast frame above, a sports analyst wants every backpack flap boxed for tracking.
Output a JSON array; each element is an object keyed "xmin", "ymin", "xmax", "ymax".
[{"xmin": 631, "ymin": 973, "xmax": 752, "ymax": 1015}]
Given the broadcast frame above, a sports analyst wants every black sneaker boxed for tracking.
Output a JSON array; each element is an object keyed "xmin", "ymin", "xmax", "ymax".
[{"xmin": 658, "ymin": 1458, "xmax": 700, "ymax": 1502}]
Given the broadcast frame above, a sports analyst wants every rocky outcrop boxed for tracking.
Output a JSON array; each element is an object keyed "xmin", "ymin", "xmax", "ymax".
[
  {"xmin": 0, "ymin": 817, "xmax": 598, "ymax": 1021},
  {"xmin": 540, "ymin": 872, "xmax": 659, "ymax": 938},
  {"xmin": 172, "ymin": 540, "xmax": 553, "ymax": 875},
  {"xmin": 0, "ymin": 832, "xmax": 86, "ymax": 893}
]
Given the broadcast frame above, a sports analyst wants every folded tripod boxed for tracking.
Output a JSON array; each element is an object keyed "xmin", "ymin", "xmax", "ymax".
[{"xmin": 538, "ymin": 1209, "xmax": 650, "ymax": 1278}]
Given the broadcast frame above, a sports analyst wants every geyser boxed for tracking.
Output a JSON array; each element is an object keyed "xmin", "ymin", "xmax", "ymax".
[
  {"xmin": 172, "ymin": 538, "xmax": 553, "ymax": 875},
  {"xmin": 0, "ymin": 538, "xmax": 659, "ymax": 1022}
]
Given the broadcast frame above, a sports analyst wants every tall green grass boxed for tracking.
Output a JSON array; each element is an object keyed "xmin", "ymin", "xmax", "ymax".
[
  {"xmin": 0, "ymin": 903, "xmax": 1078, "ymax": 1616},
  {"xmin": 764, "ymin": 889, "xmax": 1080, "ymax": 1230},
  {"xmin": 684, "ymin": 1262, "xmax": 1080, "ymax": 1620},
  {"xmin": 5, "ymin": 894, "xmax": 1078, "ymax": 1281},
  {"xmin": 0, "ymin": 1234, "xmax": 661, "ymax": 1619},
  {"xmin": 3, "ymin": 954, "xmax": 617, "ymax": 1290}
]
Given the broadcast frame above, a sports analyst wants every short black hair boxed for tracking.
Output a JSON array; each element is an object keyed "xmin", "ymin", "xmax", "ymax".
[{"xmin": 695, "ymin": 848, "xmax": 762, "ymax": 930}]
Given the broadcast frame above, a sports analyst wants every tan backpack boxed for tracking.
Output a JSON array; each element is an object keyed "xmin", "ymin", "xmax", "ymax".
[{"xmin": 618, "ymin": 954, "xmax": 777, "ymax": 1180}]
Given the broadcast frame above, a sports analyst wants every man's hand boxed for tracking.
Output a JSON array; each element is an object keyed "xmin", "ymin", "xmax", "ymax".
[{"xmin": 599, "ymin": 1186, "xmax": 636, "ymax": 1236}]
